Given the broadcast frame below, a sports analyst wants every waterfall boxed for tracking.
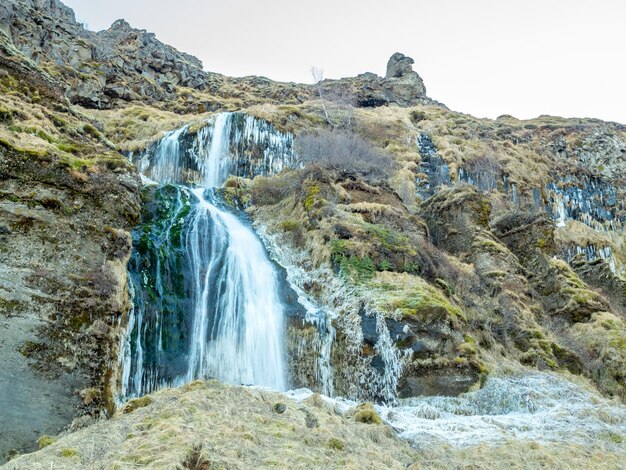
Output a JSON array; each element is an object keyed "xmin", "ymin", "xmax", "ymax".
[
  {"xmin": 184, "ymin": 188, "xmax": 286, "ymax": 389},
  {"xmin": 120, "ymin": 112, "xmax": 292, "ymax": 398}
]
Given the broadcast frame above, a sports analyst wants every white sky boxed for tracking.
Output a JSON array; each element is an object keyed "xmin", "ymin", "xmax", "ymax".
[{"xmin": 62, "ymin": 0, "xmax": 626, "ymax": 123}]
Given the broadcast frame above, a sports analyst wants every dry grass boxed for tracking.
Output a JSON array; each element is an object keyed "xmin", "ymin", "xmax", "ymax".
[
  {"xmin": 418, "ymin": 439, "xmax": 624, "ymax": 470},
  {"xmin": 82, "ymin": 105, "xmax": 210, "ymax": 151},
  {"xmin": 567, "ymin": 312, "xmax": 626, "ymax": 402},
  {"xmin": 7, "ymin": 381, "xmax": 418, "ymax": 470},
  {"xmin": 8, "ymin": 378, "xmax": 624, "ymax": 470}
]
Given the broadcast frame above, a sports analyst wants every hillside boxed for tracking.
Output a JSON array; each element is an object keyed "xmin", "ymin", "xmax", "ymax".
[{"xmin": 0, "ymin": 0, "xmax": 624, "ymax": 467}]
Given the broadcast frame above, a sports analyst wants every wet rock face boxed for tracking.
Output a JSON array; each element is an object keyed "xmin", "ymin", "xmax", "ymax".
[
  {"xmin": 546, "ymin": 175, "xmax": 624, "ymax": 231},
  {"xmin": 360, "ymin": 311, "xmax": 477, "ymax": 398},
  {"xmin": 416, "ymin": 133, "xmax": 451, "ymax": 198},
  {"xmin": 397, "ymin": 365, "xmax": 480, "ymax": 398},
  {"xmin": 135, "ymin": 112, "xmax": 297, "ymax": 185}
]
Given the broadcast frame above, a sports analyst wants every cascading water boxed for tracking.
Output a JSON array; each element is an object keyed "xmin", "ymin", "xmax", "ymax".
[
  {"xmin": 120, "ymin": 112, "xmax": 294, "ymax": 398},
  {"xmin": 184, "ymin": 188, "xmax": 286, "ymax": 389}
]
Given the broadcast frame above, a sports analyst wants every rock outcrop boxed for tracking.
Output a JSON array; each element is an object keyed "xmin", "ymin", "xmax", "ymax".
[
  {"xmin": 0, "ymin": 1, "xmax": 435, "ymax": 111},
  {"xmin": 0, "ymin": 0, "xmax": 213, "ymax": 107}
]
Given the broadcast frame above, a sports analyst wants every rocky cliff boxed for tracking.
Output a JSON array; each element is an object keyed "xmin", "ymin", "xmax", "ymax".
[
  {"xmin": 0, "ymin": 0, "xmax": 625, "ymax": 466},
  {"xmin": 0, "ymin": 0, "xmax": 434, "ymax": 112}
]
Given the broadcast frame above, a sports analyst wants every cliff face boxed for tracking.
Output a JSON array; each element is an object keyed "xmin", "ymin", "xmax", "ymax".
[
  {"xmin": 1, "ymin": 0, "xmax": 625, "ymax": 466},
  {"xmin": 0, "ymin": 14, "xmax": 141, "ymax": 462}
]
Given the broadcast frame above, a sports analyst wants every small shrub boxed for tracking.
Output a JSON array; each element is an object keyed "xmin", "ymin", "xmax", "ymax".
[
  {"xmin": 295, "ymin": 130, "xmax": 396, "ymax": 182},
  {"xmin": 250, "ymin": 174, "xmax": 300, "ymax": 206},
  {"xmin": 328, "ymin": 437, "xmax": 345, "ymax": 450},
  {"xmin": 353, "ymin": 403, "xmax": 383, "ymax": 425},
  {"xmin": 379, "ymin": 259, "xmax": 392, "ymax": 271},
  {"xmin": 409, "ymin": 110, "xmax": 426, "ymax": 123}
]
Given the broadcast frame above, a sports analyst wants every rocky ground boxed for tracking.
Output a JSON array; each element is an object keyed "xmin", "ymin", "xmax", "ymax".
[{"xmin": 0, "ymin": 0, "xmax": 625, "ymax": 466}]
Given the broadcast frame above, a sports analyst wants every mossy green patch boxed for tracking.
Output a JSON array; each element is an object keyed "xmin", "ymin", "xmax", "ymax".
[
  {"xmin": 38, "ymin": 435, "xmax": 57, "ymax": 449},
  {"xmin": 123, "ymin": 396, "xmax": 153, "ymax": 414},
  {"xmin": 59, "ymin": 448, "xmax": 78, "ymax": 458},
  {"xmin": 352, "ymin": 403, "xmax": 383, "ymax": 425},
  {"xmin": 361, "ymin": 222, "xmax": 416, "ymax": 255},
  {"xmin": 367, "ymin": 271, "xmax": 464, "ymax": 321},
  {"xmin": 304, "ymin": 183, "xmax": 320, "ymax": 212},
  {"xmin": 0, "ymin": 136, "xmax": 47, "ymax": 157}
]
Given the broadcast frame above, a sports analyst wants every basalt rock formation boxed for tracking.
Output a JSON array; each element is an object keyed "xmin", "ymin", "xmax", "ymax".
[{"xmin": 1, "ymin": 0, "xmax": 625, "ymax": 467}]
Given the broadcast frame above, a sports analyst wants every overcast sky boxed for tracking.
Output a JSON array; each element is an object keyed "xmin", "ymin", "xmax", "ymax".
[{"xmin": 62, "ymin": 0, "xmax": 626, "ymax": 123}]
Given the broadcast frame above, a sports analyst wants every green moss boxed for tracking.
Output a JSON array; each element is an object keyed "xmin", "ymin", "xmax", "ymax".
[
  {"xmin": 458, "ymin": 341, "xmax": 477, "ymax": 356},
  {"xmin": 59, "ymin": 448, "xmax": 78, "ymax": 458},
  {"xmin": 361, "ymin": 222, "xmax": 416, "ymax": 255},
  {"xmin": 0, "ymin": 136, "xmax": 47, "ymax": 157},
  {"xmin": 57, "ymin": 142, "xmax": 78, "ymax": 154},
  {"xmin": 368, "ymin": 272, "xmax": 464, "ymax": 321},
  {"xmin": 463, "ymin": 334, "xmax": 476, "ymax": 344},
  {"xmin": 38, "ymin": 435, "xmax": 57, "ymax": 449},
  {"xmin": 474, "ymin": 235, "xmax": 509, "ymax": 254},
  {"xmin": 303, "ymin": 184, "xmax": 320, "ymax": 212},
  {"xmin": 550, "ymin": 258, "xmax": 586, "ymax": 288},
  {"xmin": 82, "ymin": 123, "xmax": 101, "ymax": 139},
  {"xmin": 353, "ymin": 403, "xmax": 382, "ymax": 425},
  {"xmin": 123, "ymin": 396, "xmax": 153, "ymax": 414},
  {"xmin": 8, "ymin": 125, "xmax": 56, "ymax": 143}
]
